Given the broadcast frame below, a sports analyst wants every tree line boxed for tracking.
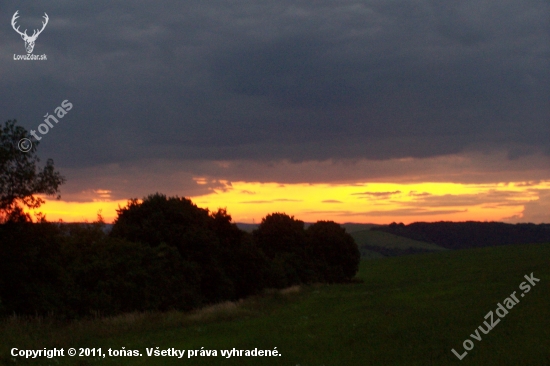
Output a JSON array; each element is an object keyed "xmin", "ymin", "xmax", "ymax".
[
  {"xmin": 372, "ymin": 221, "xmax": 550, "ymax": 250},
  {"xmin": 0, "ymin": 194, "xmax": 360, "ymax": 318}
]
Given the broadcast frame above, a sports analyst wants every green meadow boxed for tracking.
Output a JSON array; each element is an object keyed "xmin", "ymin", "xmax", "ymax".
[
  {"xmin": 350, "ymin": 229, "xmax": 447, "ymax": 259},
  {"xmin": 2, "ymin": 243, "xmax": 549, "ymax": 366},
  {"xmin": 351, "ymin": 229, "xmax": 447, "ymax": 251}
]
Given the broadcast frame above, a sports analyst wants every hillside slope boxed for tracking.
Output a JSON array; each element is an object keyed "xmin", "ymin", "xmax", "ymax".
[{"xmin": 351, "ymin": 228, "xmax": 447, "ymax": 257}]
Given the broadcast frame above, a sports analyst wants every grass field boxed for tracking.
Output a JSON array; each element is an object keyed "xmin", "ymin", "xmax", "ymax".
[
  {"xmin": 358, "ymin": 248, "xmax": 386, "ymax": 260},
  {"xmin": 351, "ymin": 229, "xmax": 448, "ymax": 252},
  {"xmin": 2, "ymin": 243, "xmax": 549, "ymax": 365}
]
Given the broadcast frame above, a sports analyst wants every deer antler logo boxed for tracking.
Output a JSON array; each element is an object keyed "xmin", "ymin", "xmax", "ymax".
[{"xmin": 11, "ymin": 11, "xmax": 49, "ymax": 54}]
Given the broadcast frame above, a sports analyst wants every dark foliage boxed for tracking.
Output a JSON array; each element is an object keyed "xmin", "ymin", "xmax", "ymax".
[
  {"xmin": 0, "ymin": 194, "xmax": 361, "ymax": 319},
  {"xmin": 0, "ymin": 221, "xmax": 65, "ymax": 315},
  {"xmin": 253, "ymin": 213, "xmax": 307, "ymax": 259},
  {"xmin": 306, "ymin": 221, "xmax": 360, "ymax": 283},
  {"xmin": 0, "ymin": 120, "xmax": 65, "ymax": 223},
  {"xmin": 62, "ymin": 229, "xmax": 201, "ymax": 316},
  {"xmin": 110, "ymin": 195, "xmax": 274, "ymax": 302},
  {"xmin": 209, "ymin": 209, "xmax": 269, "ymax": 298},
  {"xmin": 253, "ymin": 213, "xmax": 311, "ymax": 287},
  {"xmin": 110, "ymin": 194, "xmax": 234, "ymax": 303},
  {"xmin": 253, "ymin": 215, "xmax": 361, "ymax": 286},
  {"xmin": 0, "ymin": 221, "xmax": 201, "ymax": 318}
]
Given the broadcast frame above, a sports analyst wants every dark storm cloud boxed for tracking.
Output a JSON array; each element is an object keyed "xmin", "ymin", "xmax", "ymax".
[{"xmin": 1, "ymin": 0, "xmax": 549, "ymax": 192}]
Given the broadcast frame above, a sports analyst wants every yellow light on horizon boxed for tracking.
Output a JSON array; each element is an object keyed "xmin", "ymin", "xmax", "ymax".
[{"xmin": 30, "ymin": 180, "xmax": 550, "ymax": 224}]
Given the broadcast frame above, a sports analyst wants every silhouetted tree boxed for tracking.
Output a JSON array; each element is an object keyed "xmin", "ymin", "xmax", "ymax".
[
  {"xmin": 110, "ymin": 193, "xmax": 234, "ymax": 303},
  {"xmin": 254, "ymin": 213, "xmax": 306, "ymax": 258},
  {"xmin": 210, "ymin": 208, "xmax": 269, "ymax": 297},
  {"xmin": 0, "ymin": 120, "xmax": 65, "ymax": 222},
  {"xmin": 253, "ymin": 213, "xmax": 311, "ymax": 286},
  {"xmin": 306, "ymin": 221, "xmax": 360, "ymax": 282}
]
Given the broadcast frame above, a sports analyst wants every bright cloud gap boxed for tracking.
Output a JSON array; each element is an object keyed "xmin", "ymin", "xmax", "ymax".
[{"xmin": 32, "ymin": 180, "xmax": 550, "ymax": 225}]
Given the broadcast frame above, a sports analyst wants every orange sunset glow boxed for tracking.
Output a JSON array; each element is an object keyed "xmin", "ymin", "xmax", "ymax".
[{"xmin": 31, "ymin": 180, "xmax": 550, "ymax": 224}]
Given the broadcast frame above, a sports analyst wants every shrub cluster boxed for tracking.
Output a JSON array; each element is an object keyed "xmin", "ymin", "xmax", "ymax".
[{"xmin": 0, "ymin": 194, "xmax": 360, "ymax": 318}]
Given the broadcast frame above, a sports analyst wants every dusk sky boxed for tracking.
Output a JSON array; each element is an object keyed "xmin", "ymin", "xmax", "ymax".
[{"xmin": 2, "ymin": 0, "xmax": 549, "ymax": 224}]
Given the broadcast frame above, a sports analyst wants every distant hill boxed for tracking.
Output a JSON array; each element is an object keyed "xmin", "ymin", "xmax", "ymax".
[
  {"xmin": 56, "ymin": 222, "xmax": 114, "ymax": 234},
  {"xmin": 235, "ymin": 223, "xmax": 259, "ymax": 233},
  {"xmin": 102, "ymin": 223, "xmax": 114, "ymax": 233},
  {"xmin": 339, "ymin": 223, "xmax": 380, "ymax": 233},
  {"xmin": 351, "ymin": 229, "xmax": 447, "ymax": 258},
  {"xmin": 372, "ymin": 221, "xmax": 550, "ymax": 250},
  {"xmin": 236, "ymin": 222, "xmax": 378, "ymax": 234}
]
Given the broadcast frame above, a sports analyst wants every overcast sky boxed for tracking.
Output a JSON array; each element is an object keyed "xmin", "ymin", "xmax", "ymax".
[{"xmin": 2, "ymin": 0, "xmax": 549, "ymax": 223}]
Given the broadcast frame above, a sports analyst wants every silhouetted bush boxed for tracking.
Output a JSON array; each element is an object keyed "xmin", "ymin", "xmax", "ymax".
[
  {"xmin": 63, "ymin": 236, "xmax": 201, "ymax": 316},
  {"xmin": 306, "ymin": 221, "xmax": 360, "ymax": 283},
  {"xmin": 110, "ymin": 195, "xmax": 275, "ymax": 304},
  {"xmin": 110, "ymin": 193, "xmax": 233, "ymax": 303},
  {"xmin": 254, "ymin": 215, "xmax": 360, "ymax": 285},
  {"xmin": 209, "ymin": 209, "xmax": 269, "ymax": 298},
  {"xmin": 0, "ymin": 221, "xmax": 65, "ymax": 316},
  {"xmin": 0, "ymin": 220, "xmax": 203, "ymax": 318},
  {"xmin": 253, "ymin": 213, "xmax": 312, "ymax": 286}
]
